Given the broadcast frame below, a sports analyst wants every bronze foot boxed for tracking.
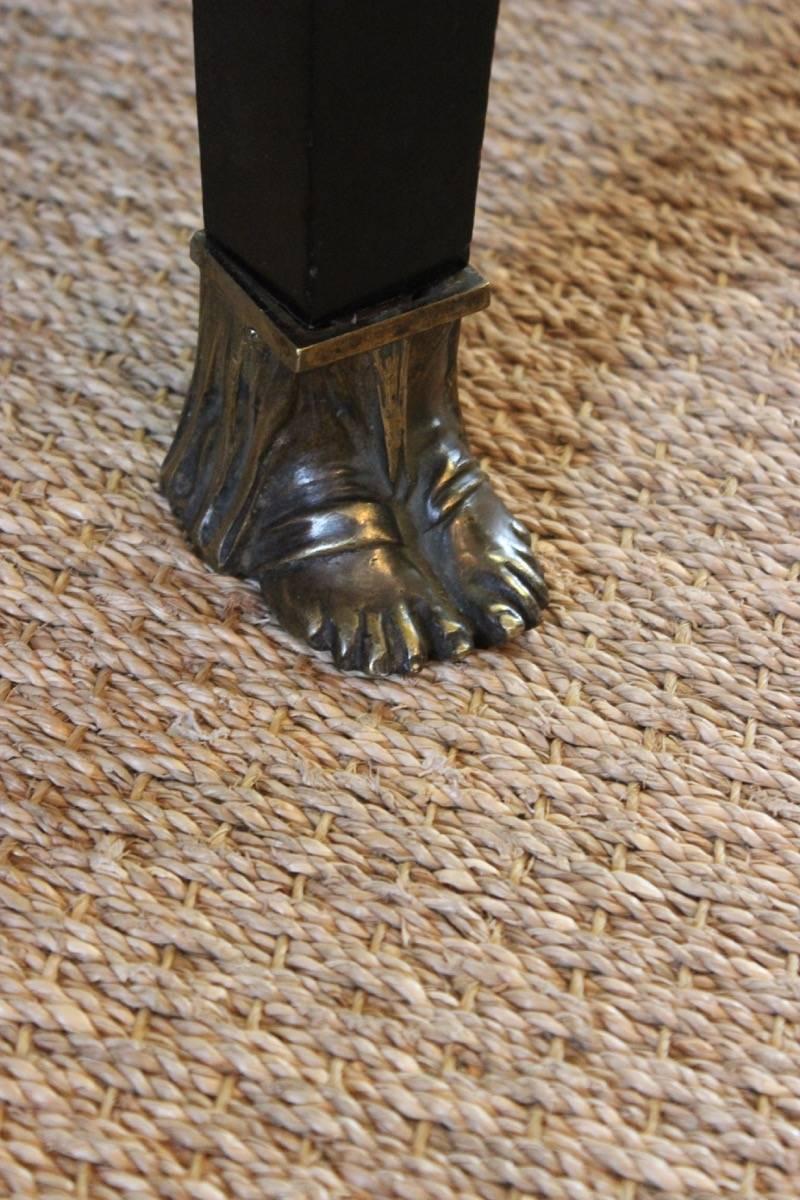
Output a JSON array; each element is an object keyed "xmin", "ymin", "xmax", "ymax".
[
  {"xmin": 402, "ymin": 324, "xmax": 548, "ymax": 647},
  {"xmin": 162, "ymin": 234, "xmax": 546, "ymax": 675},
  {"xmin": 261, "ymin": 542, "xmax": 472, "ymax": 675}
]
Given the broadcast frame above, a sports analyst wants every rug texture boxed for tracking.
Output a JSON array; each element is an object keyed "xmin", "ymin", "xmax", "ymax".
[{"xmin": 2, "ymin": 1, "xmax": 800, "ymax": 1197}]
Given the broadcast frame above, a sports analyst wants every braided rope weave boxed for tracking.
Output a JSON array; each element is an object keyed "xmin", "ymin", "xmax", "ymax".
[{"xmin": 1, "ymin": 1, "xmax": 799, "ymax": 1196}]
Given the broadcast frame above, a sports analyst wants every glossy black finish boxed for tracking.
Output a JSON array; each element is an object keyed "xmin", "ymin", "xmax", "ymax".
[{"xmin": 193, "ymin": 0, "xmax": 499, "ymax": 325}]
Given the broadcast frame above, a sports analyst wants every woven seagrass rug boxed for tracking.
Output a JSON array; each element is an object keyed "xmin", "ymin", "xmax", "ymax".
[{"xmin": 3, "ymin": 1, "xmax": 800, "ymax": 1196}]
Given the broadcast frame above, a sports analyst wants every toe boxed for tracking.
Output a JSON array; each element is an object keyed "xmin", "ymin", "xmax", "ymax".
[
  {"xmin": 361, "ymin": 612, "xmax": 392, "ymax": 676},
  {"xmin": 422, "ymin": 604, "xmax": 473, "ymax": 663},
  {"xmin": 308, "ymin": 618, "xmax": 333, "ymax": 652},
  {"xmin": 474, "ymin": 601, "xmax": 527, "ymax": 648},
  {"xmin": 514, "ymin": 552, "xmax": 548, "ymax": 607},
  {"xmin": 498, "ymin": 562, "xmax": 543, "ymax": 625},
  {"xmin": 262, "ymin": 574, "xmax": 336, "ymax": 651},
  {"xmin": 303, "ymin": 600, "xmax": 334, "ymax": 650},
  {"xmin": 384, "ymin": 601, "xmax": 427, "ymax": 674},
  {"xmin": 333, "ymin": 612, "xmax": 363, "ymax": 672},
  {"xmin": 503, "ymin": 516, "xmax": 548, "ymax": 607}
]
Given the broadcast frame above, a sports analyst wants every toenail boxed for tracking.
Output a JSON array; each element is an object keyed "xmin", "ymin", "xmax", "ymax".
[
  {"xmin": 496, "ymin": 607, "xmax": 525, "ymax": 636},
  {"xmin": 450, "ymin": 636, "xmax": 472, "ymax": 661}
]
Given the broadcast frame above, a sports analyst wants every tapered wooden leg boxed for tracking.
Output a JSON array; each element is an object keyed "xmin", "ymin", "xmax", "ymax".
[{"xmin": 162, "ymin": 1, "xmax": 547, "ymax": 674}]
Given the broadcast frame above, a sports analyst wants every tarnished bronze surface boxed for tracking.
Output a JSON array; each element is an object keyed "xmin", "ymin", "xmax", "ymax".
[
  {"xmin": 162, "ymin": 239, "xmax": 546, "ymax": 675},
  {"xmin": 190, "ymin": 233, "xmax": 491, "ymax": 373}
]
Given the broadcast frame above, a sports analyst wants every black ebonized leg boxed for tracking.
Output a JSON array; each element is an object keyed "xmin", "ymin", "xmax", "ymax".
[{"xmin": 162, "ymin": 0, "xmax": 547, "ymax": 674}]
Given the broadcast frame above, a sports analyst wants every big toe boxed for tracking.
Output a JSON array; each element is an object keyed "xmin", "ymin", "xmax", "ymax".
[
  {"xmin": 462, "ymin": 554, "xmax": 546, "ymax": 646},
  {"xmin": 493, "ymin": 556, "xmax": 545, "ymax": 625}
]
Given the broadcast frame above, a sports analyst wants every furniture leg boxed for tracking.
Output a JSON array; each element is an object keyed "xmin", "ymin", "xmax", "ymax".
[{"xmin": 162, "ymin": 0, "xmax": 547, "ymax": 674}]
